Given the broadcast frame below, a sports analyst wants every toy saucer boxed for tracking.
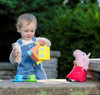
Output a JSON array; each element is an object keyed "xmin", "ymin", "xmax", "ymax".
[
  {"xmin": 13, "ymin": 79, "xmax": 25, "ymax": 82},
  {"xmin": 26, "ymin": 79, "xmax": 37, "ymax": 82}
]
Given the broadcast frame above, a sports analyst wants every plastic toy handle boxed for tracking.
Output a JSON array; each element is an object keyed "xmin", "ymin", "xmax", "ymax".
[
  {"xmin": 36, "ymin": 61, "xmax": 43, "ymax": 65},
  {"xmin": 44, "ymin": 45, "xmax": 47, "ymax": 47},
  {"xmin": 36, "ymin": 42, "xmax": 40, "ymax": 46},
  {"xmin": 36, "ymin": 42, "xmax": 47, "ymax": 47},
  {"xmin": 27, "ymin": 50, "xmax": 32, "ymax": 55}
]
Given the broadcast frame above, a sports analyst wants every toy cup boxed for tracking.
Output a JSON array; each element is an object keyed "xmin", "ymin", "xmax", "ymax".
[
  {"xmin": 26, "ymin": 74, "xmax": 37, "ymax": 82},
  {"xmin": 28, "ymin": 75, "xmax": 36, "ymax": 80},
  {"xmin": 13, "ymin": 75, "xmax": 24, "ymax": 82},
  {"xmin": 15, "ymin": 75, "xmax": 23, "ymax": 80}
]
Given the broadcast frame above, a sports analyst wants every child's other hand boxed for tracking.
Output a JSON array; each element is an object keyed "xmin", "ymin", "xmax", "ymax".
[
  {"xmin": 39, "ymin": 40, "xmax": 46, "ymax": 46},
  {"xmin": 12, "ymin": 48, "xmax": 19, "ymax": 57}
]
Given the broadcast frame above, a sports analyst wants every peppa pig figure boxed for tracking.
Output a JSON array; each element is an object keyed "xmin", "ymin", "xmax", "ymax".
[{"xmin": 66, "ymin": 49, "xmax": 91, "ymax": 82}]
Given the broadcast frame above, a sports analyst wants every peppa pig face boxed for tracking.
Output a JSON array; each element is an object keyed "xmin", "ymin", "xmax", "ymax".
[
  {"xmin": 73, "ymin": 50, "xmax": 85, "ymax": 58},
  {"xmin": 73, "ymin": 49, "xmax": 91, "ymax": 70}
]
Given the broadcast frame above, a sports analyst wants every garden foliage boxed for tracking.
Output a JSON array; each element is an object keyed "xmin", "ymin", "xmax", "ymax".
[{"xmin": 52, "ymin": 3, "xmax": 100, "ymax": 78}]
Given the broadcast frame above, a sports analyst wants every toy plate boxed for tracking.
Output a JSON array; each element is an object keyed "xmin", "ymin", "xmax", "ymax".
[
  {"xmin": 26, "ymin": 79, "xmax": 37, "ymax": 82},
  {"xmin": 13, "ymin": 79, "xmax": 25, "ymax": 82}
]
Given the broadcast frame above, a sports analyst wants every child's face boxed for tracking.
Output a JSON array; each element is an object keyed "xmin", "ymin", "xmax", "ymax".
[{"xmin": 18, "ymin": 22, "xmax": 36, "ymax": 41}]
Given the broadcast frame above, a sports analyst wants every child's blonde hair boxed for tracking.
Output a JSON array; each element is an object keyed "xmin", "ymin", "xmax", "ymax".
[{"xmin": 16, "ymin": 13, "xmax": 37, "ymax": 31}]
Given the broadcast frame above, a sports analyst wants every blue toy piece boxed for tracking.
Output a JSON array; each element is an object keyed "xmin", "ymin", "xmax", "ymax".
[
  {"xmin": 13, "ymin": 75, "xmax": 25, "ymax": 82},
  {"xmin": 27, "ymin": 50, "xmax": 32, "ymax": 55},
  {"xmin": 13, "ymin": 79, "xmax": 24, "ymax": 82}
]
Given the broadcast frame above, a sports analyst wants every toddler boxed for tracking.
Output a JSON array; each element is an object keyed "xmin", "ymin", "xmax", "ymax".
[{"xmin": 9, "ymin": 13, "xmax": 51, "ymax": 79}]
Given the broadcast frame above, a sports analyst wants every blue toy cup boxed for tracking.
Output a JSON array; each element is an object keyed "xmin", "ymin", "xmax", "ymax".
[{"xmin": 15, "ymin": 75, "xmax": 23, "ymax": 80}]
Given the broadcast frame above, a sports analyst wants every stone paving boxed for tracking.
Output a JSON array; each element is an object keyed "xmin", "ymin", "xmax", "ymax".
[{"xmin": 0, "ymin": 79, "xmax": 99, "ymax": 95}]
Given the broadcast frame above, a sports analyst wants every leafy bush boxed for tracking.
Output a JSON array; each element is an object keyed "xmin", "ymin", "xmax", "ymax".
[{"xmin": 51, "ymin": 3, "xmax": 100, "ymax": 78}]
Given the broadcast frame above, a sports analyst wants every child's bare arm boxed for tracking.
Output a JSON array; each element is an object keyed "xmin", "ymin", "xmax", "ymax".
[{"xmin": 9, "ymin": 42, "xmax": 21, "ymax": 64}]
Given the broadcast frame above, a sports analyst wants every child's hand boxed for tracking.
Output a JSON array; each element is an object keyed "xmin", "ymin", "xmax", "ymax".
[
  {"xmin": 12, "ymin": 48, "xmax": 19, "ymax": 57},
  {"xmin": 39, "ymin": 40, "xmax": 47, "ymax": 46}
]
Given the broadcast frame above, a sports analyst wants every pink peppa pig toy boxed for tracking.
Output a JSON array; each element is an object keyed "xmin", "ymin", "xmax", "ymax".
[{"xmin": 66, "ymin": 49, "xmax": 91, "ymax": 82}]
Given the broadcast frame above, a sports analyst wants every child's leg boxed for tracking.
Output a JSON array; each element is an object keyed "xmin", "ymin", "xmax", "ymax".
[{"xmin": 35, "ymin": 63, "xmax": 47, "ymax": 80}]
